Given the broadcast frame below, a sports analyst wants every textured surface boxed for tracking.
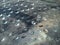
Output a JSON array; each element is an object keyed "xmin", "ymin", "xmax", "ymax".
[{"xmin": 0, "ymin": 0, "xmax": 60, "ymax": 45}]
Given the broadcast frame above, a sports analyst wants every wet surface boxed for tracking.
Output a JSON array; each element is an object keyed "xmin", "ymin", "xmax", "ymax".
[{"xmin": 0, "ymin": 0, "xmax": 60, "ymax": 45}]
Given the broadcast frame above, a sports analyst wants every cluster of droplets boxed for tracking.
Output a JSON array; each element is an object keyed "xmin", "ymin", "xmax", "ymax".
[
  {"xmin": 1, "ymin": 1, "xmax": 35, "ymax": 14},
  {"xmin": 0, "ymin": 1, "xmax": 44, "ymax": 45},
  {"xmin": 1, "ymin": 0, "xmax": 60, "ymax": 45}
]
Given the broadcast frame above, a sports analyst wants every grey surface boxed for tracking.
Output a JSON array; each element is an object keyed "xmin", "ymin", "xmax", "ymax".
[{"xmin": 0, "ymin": 0, "xmax": 60, "ymax": 45}]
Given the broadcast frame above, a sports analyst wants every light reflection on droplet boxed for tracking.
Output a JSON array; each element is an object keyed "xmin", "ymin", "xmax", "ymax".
[
  {"xmin": 31, "ymin": 7, "xmax": 34, "ymax": 9},
  {"xmin": 0, "ymin": 14, "xmax": 3, "ymax": 17},
  {"xmin": 31, "ymin": 21, "xmax": 36, "ymax": 25},
  {"xmin": 15, "ymin": 37, "xmax": 19, "ymax": 40},
  {"xmin": 15, "ymin": 23, "xmax": 20, "ymax": 27},
  {"xmin": 8, "ymin": 8, "xmax": 11, "ymax": 10},
  {"xmin": 2, "ymin": 17, "xmax": 5, "ymax": 20},
  {"xmin": 9, "ymin": 33, "xmax": 12, "ymax": 36},
  {"xmin": 4, "ymin": 21, "xmax": 8, "ymax": 24},
  {"xmin": 16, "ymin": 19, "xmax": 20, "ymax": 22},
  {"xmin": 15, "ymin": 11, "xmax": 19, "ymax": 14},
  {"xmin": 21, "ymin": 10, "xmax": 24, "ymax": 12},
  {"xmin": 24, "ymin": 5, "xmax": 27, "ymax": 7},
  {"xmin": 1, "ymin": 37, "xmax": 6, "ymax": 42},
  {"xmin": 26, "ymin": 8, "xmax": 30, "ymax": 11},
  {"xmin": 7, "ymin": 14, "xmax": 11, "ymax": 17},
  {"xmin": 20, "ymin": 3, "xmax": 24, "ymax": 6},
  {"xmin": 15, "ymin": 4, "xmax": 18, "ymax": 6},
  {"xmin": 10, "ymin": 11, "xmax": 13, "ymax": 14}
]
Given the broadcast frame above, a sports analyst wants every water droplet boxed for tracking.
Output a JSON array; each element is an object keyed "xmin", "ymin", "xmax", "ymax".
[
  {"xmin": 15, "ymin": 11, "xmax": 19, "ymax": 14},
  {"xmin": 7, "ymin": 14, "xmax": 11, "ymax": 17},
  {"xmin": 1, "ymin": 37, "xmax": 6, "ymax": 42},
  {"xmin": 9, "ymin": 33, "xmax": 12, "ymax": 36},
  {"xmin": 21, "ymin": 10, "xmax": 24, "ymax": 12},
  {"xmin": 0, "ymin": 14, "xmax": 3, "ymax": 17},
  {"xmin": 24, "ymin": 5, "xmax": 27, "ymax": 7},
  {"xmin": 8, "ymin": 8, "xmax": 11, "ymax": 10},
  {"xmin": 31, "ymin": 7, "xmax": 34, "ymax": 9},
  {"xmin": 20, "ymin": 3, "xmax": 24, "ymax": 6},
  {"xmin": 15, "ymin": 23, "xmax": 20, "ymax": 27},
  {"xmin": 2, "ymin": 17, "xmax": 5, "ymax": 20},
  {"xmin": 4, "ymin": 21, "xmax": 8, "ymax": 24},
  {"xmin": 16, "ymin": 19, "xmax": 20, "ymax": 22},
  {"xmin": 10, "ymin": 11, "xmax": 13, "ymax": 14},
  {"xmin": 15, "ymin": 4, "xmax": 18, "ymax": 6},
  {"xmin": 26, "ymin": 8, "xmax": 30, "ymax": 11},
  {"xmin": 31, "ymin": 21, "xmax": 36, "ymax": 25},
  {"xmin": 15, "ymin": 37, "xmax": 19, "ymax": 40}
]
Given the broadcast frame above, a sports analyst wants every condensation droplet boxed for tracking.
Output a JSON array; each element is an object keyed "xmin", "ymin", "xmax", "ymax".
[
  {"xmin": 2, "ymin": 17, "xmax": 5, "ymax": 20},
  {"xmin": 10, "ymin": 11, "xmax": 13, "ymax": 14},
  {"xmin": 1, "ymin": 37, "xmax": 6, "ymax": 42}
]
